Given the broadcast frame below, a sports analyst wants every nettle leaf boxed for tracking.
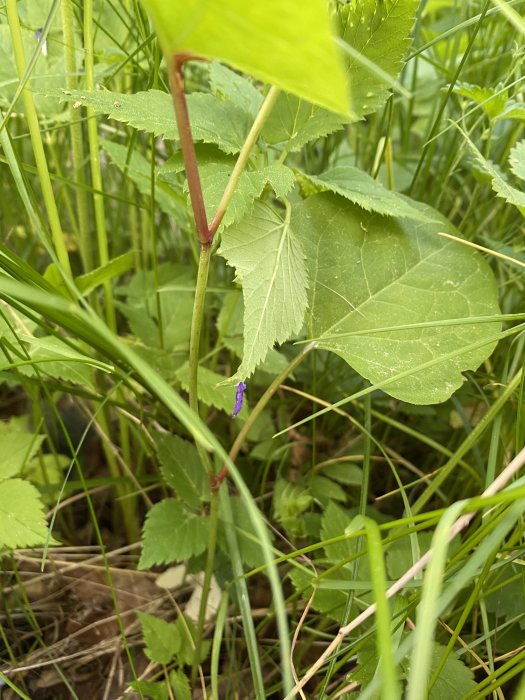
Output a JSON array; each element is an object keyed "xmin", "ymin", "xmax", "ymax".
[
  {"xmin": 156, "ymin": 433, "xmax": 210, "ymax": 508},
  {"xmin": 262, "ymin": 93, "xmax": 346, "ymax": 152},
  {"xmin": 137, "ymin": 611, "xmax": 181, "ymax": 665},
  {"xmin": 55, "ymin": 89, "xmax": 250, "ymax": 154},
  {"xmin": 338, "ymin": 0, "xmax": 418, "ymax": 119},
  {"xmin": 509, "ymin": 140, "xmax": 525, "ymax": 182},
  {"xmin": 217, "ymin": 202, "xmax": 308, "ymax": 384},
  {"xmin": 196, "ymin": 162, "xmax": 295, "ymax": 230},
  {"xmin": 139, "ymin": 0, "xmax": 349, "ymax": 115},
  {"xmin": 298, "ymin": 166, "xmax": 433, "ymax": 221},
  {"xmin": 400, "ymin": 643, "xmax": 476, "ymax": 698},
  {"xmin": 209, "ymin": 61, "xmax": 263, "ymax": 117},
  {"xmin": 176, "ymin": 363, "xmax": 248, "ymax": 418},
  {"xmin": 139, "ymin": 499, "xmax": 209, "ymax": 569},
  {"xmin": 101, "ymin": 140, "xmax": 186, "ymax": 223},
  {"xmin": 0, "ymin": 433, "xmax": 44, "ymax": 481},
  {"xmin": 0, "ymin": 479, "xmax": 50, "ymax": 548},
  {"xmin": 295, "ymin": 193, "xmax": 501, "ymax": 404}
]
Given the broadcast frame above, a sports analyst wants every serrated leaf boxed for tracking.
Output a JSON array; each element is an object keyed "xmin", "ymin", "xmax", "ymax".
[
  {"xmin": 338, "ymin": 0, "xmax": 418, "ymax": 119},
  {"xmin": 509, "ymin": 141, "xmax": 525, "ymax": 182},
  {"xmin": 139, "ymin": 499, "xmax": 209, "ymax": 569},
  {"xmin": 262, "ymin": 93, "xmax": 346, "ymax": 152},
  {"xmin": 401, "ymin": 643, "xmax": 476, "ymax": 699},
  {"xmin": 137, "ymin": 611, "xmax": 181, "ymax": 665},
  {"xmin": 139, "ymin": 0, "xmax": 349, "ymax": 115},
  {"xmin": 169, "ymin": 670, "xmax": 191, "ymax": 700},
  {"xmin": 101, "ymin": 140, "xmax": 186, "ymax": 223},
  {"xmin": 259, "ymin": 163, "xmax": 296, "ymax": 199},
  {"xmin": 321, "ymin": 462, "xmax": 362, "ymax": 486},
  {"xmin": 218, "ymin": 202, "xmax": 308, "ymax": 383},
  {"xmin": 156, "ymin": 434, "xmax": 210, "ymax": 508},
  {"xmin": 0, "ymin": 433, "xmax": 45, "ymax": 481},
  {"xmin": 308, "ymin": 474, "xmax": 347, "ymax": 505},
  {"xmin": 496, "ymin": 100, "xmax": 525, "ymax": 123},
  {"xmin": 0, "ymin": 479, "xmax": 50, "ymax": 548},
  {"xmin": 460, "ymin": 127, "xmax": 525, "ymax": 210},
  {"xmin": 453, "ymin": 82, "xmax": 507, "ymax": 120},
  {"xmin": 54, "ymin": 89, "xmax": 251, "ymax": 154},
  {"xmin": 322, "ymin": 501, "xmax": 360, "ymax": 562},
  {"xmin": 295, "ymin": 193, "xmax": 501, "ymax": 404},
  {"xmin": 129, "ymin": 680, "xmax": 168, "ymax": 700},
  {"xmin": 176, "ymin": 363, "xmax": 247, "ymax": 418},
  {"xmin": 298, "ymin": 166, "xmax": 434, "ymax": 221},
  {"xmin": 209, "ymin": 61, "xmax": 263, "ymax": 117}
]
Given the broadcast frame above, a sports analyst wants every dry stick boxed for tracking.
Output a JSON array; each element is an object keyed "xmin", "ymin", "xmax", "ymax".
[{"xmin": 284, "ymin": 444, "xmax": 525, "ymax": 700}]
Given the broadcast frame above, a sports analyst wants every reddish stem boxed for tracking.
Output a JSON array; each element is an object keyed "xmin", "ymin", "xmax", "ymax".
[{"xmin": 169, "ymin": 55, "xmax": 211, "ymax": 245}]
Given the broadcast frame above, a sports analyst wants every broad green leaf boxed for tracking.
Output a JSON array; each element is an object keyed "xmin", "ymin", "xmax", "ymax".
[
  {"xmin": 298, "ymin": 166, "xmax": 434, "ymax": 221},
  {"xmin": 139, "ymin": 499, "xmax": 209, "ymax": 569},
  {"xmin": 308, "ymin": 474, "xmax": 347, "ymax": 505},
  {"xmin": 101, "ymin": 140, "xmax": 186, "ymax": 223},
  {"xmin": 262, "ymin": 93, "xmax": 346, "ymax": 152},
  {"xmin": 460, "ymin": 127, "xmax": 525, "ymax": 211},
  {"xmin": 54, "ymin": 89, "xmax": 251, "ymax": 154},
  {"xmin": 209, "ymin": 61, "xmax": 263, "ymax": 117},
  {"xmin": 0, "ymin": 433, "xmax": 44, "ymax": 481},
  {"xmin": 0, "ymin": 478, "xmax": 50, "ymax": 548},
  {"xmin": 137, "ymin": 611, "xmax": 181, "ymax": 665},
  {"xmin": 338, "ymin": 0, "xmax": 418, "ymax": 119},
  {"xmin": 401, "ymin": 643, "xmax": 476, "ymax": 699},
  {"xmin": 496, "ymin": 101, "xmax": 525, "ymax": 123},
  {"xmin": 176, "ymin": 363, "xmax": 247, "ymax": 418},
  {"xmin": 129, "ymin": 681, "xmax": 167, "ymax": 700},
  {"xmin": 295, "ymin": 193, "xmax": 501, "ymax": 404},
  {"xmin": 139, "ymin": 0, "xmax": 349, "ymax": 115},
  {"xmin": 156, "ymin": 433, "xmax": 210, "ymax": 508},
  {"xmin": 75, "ymin": 252, "xmax": 136, "ymax": 296},
  {"xmin": 273, "ymin": 479, "xmax": 313, "ymax": 539},
  {"xmin": 196, "ymin": 162, "xmax": 296, "ymax": 230},
  {"xmin": 320, "ymin": 462, "xmax": 363, "ymax": 487},
  {"xmin": 509, "ymin": 141, "xmax": 525, "ymax": 182},
  {"xmin": 452, "ymin": 82, "xmax": 508, "ymax": 119},
  {"xmin": 217, "ymin": 202, "xmax": 308, "ymax": 383}
]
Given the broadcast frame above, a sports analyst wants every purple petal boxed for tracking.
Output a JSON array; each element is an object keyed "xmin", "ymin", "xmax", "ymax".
[{"xmin": 232, "ymin": 381, "xmax": 247, "ymax": 418}]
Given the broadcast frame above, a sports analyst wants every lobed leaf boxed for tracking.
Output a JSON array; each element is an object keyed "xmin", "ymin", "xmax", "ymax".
[
  {"xmin": 137, "ymin": 611, "xmax": 181, "ymax": 665},
  {"xmin": 295, "ymin": 193, "xmax": 501, "ymax": 404},
  {"xmin": 0, "ymin": 433, "xmax": 44, "ymax": 481},
  {"xmin": 156, "ymin": 433, "xmax": 210, "ymax": 508},
  {"xmin": 0, "ymin": 479, "xmax": 50, "ymax": 548}
]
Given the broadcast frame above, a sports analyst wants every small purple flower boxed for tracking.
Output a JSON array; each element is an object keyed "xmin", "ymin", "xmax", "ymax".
[
  {"xmin": 34, "ymin": 27, "xmax": 43, "ymax": 40},
  {"xmin": 232, "ymin": 381, "xmax": 247, "ymax": 418},
  {"xmin": 34, "ymin": 28, "xmax": 47, "ymax": 57}
]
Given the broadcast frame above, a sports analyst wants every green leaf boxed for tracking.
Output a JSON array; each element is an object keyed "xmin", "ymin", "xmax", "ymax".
[
  {"xmin": 137, "ymin": 611, "xmax": 181, "ymax": 665},
  {"xmin": 169, "ymin": 669, "xmax": 191, "ymax": 700},
  {"xmin": 298, "ymin": 166, "xmax": 434, "ymax": 221},
  {"xmin": 509, "ymin": 141, "xmax": 525, "ymax": 182},
  {"xmin": 156, "ymin": 434, "xmax": 210, "ymax": 508},
  {"xmin": 453, "ymin": 82, "xmax": 508, "ymax": 119},
  {"xmin": 320, "ymin": 462, "xmax": 363, "ymax": 486},
  {"xmin": 55, "ymin": 89, "xmax": 251, "ymax": 154},
  {"xmin": 0, "ymin": 433, "xmax": 44, "ymax": 481},
  {"xmin": 219, "ymin": 496, "xmax": 269, "ymax": 568},
  {"xmin": 139, "ymin": 0, "xmax": 350, "ymax": 115},
  {"xmin": 401, "ymin": 643, "xmax": 476, "ymax": 699},
  {"xmin": 322, "ymin": 501, "xmax": 361, "ymax": 563},
  {"xmin": 196, "ymin": 162, "xmax": 296, "ymax": 230},
  {"xmin": 273, "ymin": 479, "xmax": 313, "ymax": 539},
  {"xmin": 218, "ymin": 202, "xmax": 308, "ymax": 383},
  {"xmin": 0, "ymin": 479, "xmax": 50, "ymax": 548},
  {"xmin": 338, "ymin": 0, "xmax": 418, "ymax": 119},
  {"xmin": 129, "ymin": 680, "xmax": 168, "ymax": 700},
  {"xmin": 101, "ymin": 140, "xmax": 186, "ymax": 223},
  {"xmin": 308, "ymin": 474, "xmax": 347, "ymax": 505},
  {"xmin": 262, "ymin": 93, "xmax": 346, "ymax": 152},
  {"xmin": 495, "ymin": 100, "xmax": 525, "ymax": 123},
  {"xmin": 139, "ymin": 499, "xmax": 209, "ymax": 569},
  {"xmin": 176, "ymin": 363, "xmax": 247, "ymax": 418},
  {"xmin": 295, "ymin": 193, "xmax": 501, "ymax": 404},
  {"xmin": 75, "ymin": 252, "xmax": 136, "ymax": 296},
  {"xmin": 209, "ymin": 61, "xmax": 263, "ymax": 117},
  {"xmin": 460, "ymin": 126, "xmax": 525, "ymax": 211}
]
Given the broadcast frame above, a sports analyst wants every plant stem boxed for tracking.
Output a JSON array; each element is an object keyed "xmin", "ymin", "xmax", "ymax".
[
  {"xmin": 5, "ymin": 0, "xmax": 72, "ymax": 278},
  {"xmin": 169, "ymin": 56, "xmax": 210, "ymax": 245},
  {"xmin": 208, "ymin": 86, "xmax": 280, "ymax": 237},
  {"xmin": 83, "ymin": 0, "xmax": 116, "ymax": 329}
]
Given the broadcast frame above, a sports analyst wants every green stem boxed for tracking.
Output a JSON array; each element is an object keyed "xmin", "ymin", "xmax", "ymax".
[
  {"xmin": 61, "ymin": 0, "xmax": 92, "ymax": 272},
  {"xmin": 208, "ymin": 86, "xmax": 280, "ymax": 237},
  {"xmin": 84, "ymin": 0, "xmax": 116, "ymax": 329},
  {"xmin": 6, "ymin": 0, "xmax": 72, "ymax": 278}
]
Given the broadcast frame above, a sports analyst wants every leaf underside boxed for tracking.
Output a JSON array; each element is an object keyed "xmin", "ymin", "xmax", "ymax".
[{"xmin": 294, "ymin": 193, "xmax": 501, "ymax": 404}]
